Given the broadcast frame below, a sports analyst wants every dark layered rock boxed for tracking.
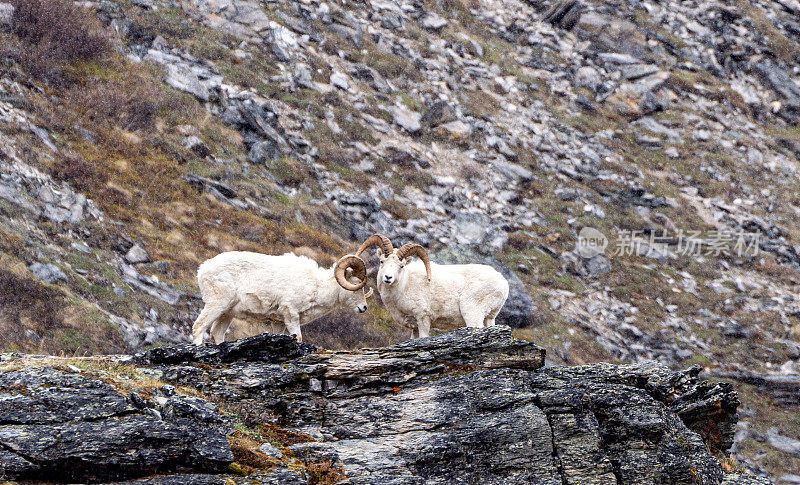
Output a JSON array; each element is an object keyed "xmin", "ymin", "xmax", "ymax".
[
  {"xmin": 1, "ymin": 328, "xmax": 766, "ymax": 484},
  {"xmin": 134, "ymin": 331, "xmax": 316, "ymax": 365},
  {"xmin": 0, "ymin": 367, "xmax": 233, "ymax": 483},
  {"xmin": 145, "ymin": 327, "xmax": 753, "ymax": 484}
]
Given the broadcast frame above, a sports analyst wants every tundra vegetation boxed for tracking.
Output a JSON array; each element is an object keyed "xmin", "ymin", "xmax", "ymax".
[{"xmin": 0, "ymin": 0, "xmax": 798, "ymax": 478}]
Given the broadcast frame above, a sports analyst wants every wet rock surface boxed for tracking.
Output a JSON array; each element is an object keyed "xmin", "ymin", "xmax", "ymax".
[
  {"xmin": 0, "ymin": 328, "xmax": 762, "ymax": 483},
  {"xmin": 0, "ymin": 366, "xmax": 233, "ymax": 483}
]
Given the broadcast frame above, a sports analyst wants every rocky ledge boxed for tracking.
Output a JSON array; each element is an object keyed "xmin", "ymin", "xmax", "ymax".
[{"xmin": 0, "ymin": 327, "xmax": 768, "ymax": 484}]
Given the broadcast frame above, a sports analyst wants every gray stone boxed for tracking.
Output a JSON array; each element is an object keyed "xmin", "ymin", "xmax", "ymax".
[
  {"xmin": 293, "ymin": 63, "xmax": 313, "ymax": 88},
  {"xmin": 181, "ymin": 136, "xmax": 210, "ymax": 158},
  {"xmin": 435, "ymin": 120, "xmax": 471, "ymax": 141},
  {"xmin": 0, "ymin": 367, "xmax": 232, "ymax": 482},
  {"xmin": 163, "ymin": 64, "xmax": 209, "ymax": 102},
  {"xmin": 392, "ymin": 106, "xmax": 422, "ymax": 134},
  {"xmin": 28, "ymin": 262, "xmax": 67, "ymax": 284},
  {"xmin": 146, "ymin": 329, "xmax": 734, "ymax": 483},
  {"xmin": 248, "ymin": 140, "xmax": 281, "ymax": 165},
  {"xmin": 350, "ymin": 63, "xmax": 393, "ymax": 93},
  {"xmin": 636, "ymin": 135, "xmax": 662, "ymax": 147},
  {"xmin": 422, "ymin": 12, "xmax": 447, "ymax": 31},
  {"xmin": 620, "ymin": 64, "xmax": 660, "ymax": 80},
  {"xmin": 330, "ymin": 70, "xmax": 350, "ymax": 91},
  {"xmin": 562, "ymin": 250, "xmax": 612, "ymax": 278},
  {"xmin": 574, "ymin": 66, "xmax": 602, "ymax": 91},
  {"xmin": 268, "ymin": 22, "xmax": 299, "ymax": 61},
  {"xmin": 492, "ymin": 159, "xmax": 533, "ymax": 183},
  {"xmin": 259, "ymin": 442, "xmax": 282, "ymax": 459},
  {"xmin": 125, "ymin": 244, "xmax": 151, "ymax": 264},
  {"xmin": 420, "ymin": 100, "xmax": 457, "ymax": 127},
  {"xmin": 767, "ymin": 428, "xmax": 800, "ymax": 457},
  {"xmin": 542, "ymin": 0, "xmax": 583, "ymax": 30},
  {"xmin": 0, "ymin": 2, "xmax": 13, "ymax": 30},
  {"xmin": 598, "ymin": 52, "xmax": 643, "ymax": 64},
  {"xmin": 753, "ymin": 59, "xmax": 800, "ymax": 118}
]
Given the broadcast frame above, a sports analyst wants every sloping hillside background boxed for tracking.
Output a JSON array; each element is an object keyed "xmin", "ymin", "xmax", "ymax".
[{"xmin": 1, "ymin": 0, "xmax": 800, "ymax": 479}]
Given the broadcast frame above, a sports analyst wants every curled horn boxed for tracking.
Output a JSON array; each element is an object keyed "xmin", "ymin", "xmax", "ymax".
[
  {"xmin": 334, "ymin": 255, "xmax": 368, "ymax": 291},
  {"xmin": 397, "ymin": 243, "xmax": 431, "ymax": 280},
  {"xmin": 355, "ymin": 234, "xmax": 394, "ymax": 258}
]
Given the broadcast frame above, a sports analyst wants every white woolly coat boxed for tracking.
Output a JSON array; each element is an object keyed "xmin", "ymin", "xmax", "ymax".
[
  {"xmin": 192, "ymin": 252, "xmax": 367, "ymax": 344},
  {"xmin": 377, "ymin": 259, "xmax": 509, "ymax": 338}
]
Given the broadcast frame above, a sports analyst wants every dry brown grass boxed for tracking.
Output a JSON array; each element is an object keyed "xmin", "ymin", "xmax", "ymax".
[
  {"xmin": 459, "ymin": 162, "xmax": 482, "ymax": 182},
  {"xmin": 303, "ymin": 310, "xmax": 403, "ymax": 350},
  {"xmin": 52, "ymin": 153, "xmax": 106, "ymax": 191},
  {"xmin": 229, "ymin": 432, "xmax": 276, "ymax": 470},
  {"xmin": 6, "ymin": 0, "xmax": 110, "ymax": 84},
  {"xmin": 506, "ymin": 231, "xmax": 536, "ymax": 251},
  {"xmin": 307, "ymin": 460, "xmax": 347, "ymax": 485},
  {"xmin": 0, "ymin": 268, "xmax": 64, "ymax": 347},
  {"xmin": 67, "ymin": 70, "xmax": 167, "ymax": 132}
]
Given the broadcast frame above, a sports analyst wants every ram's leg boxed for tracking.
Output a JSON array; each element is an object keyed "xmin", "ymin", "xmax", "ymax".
[
  {"xmin": 192, "ymin": 304, "xmax": 229, "ymax": 345},
  {"xmin": 483, "ymin": 307, "xmax": 501, "ymax": 327},
  {"xmin": 282, "ymin": 309, "xmax": 302, "ymax": 342},
  {"xmin": 269, "ymin": 321, "xmax": 288, "ymax": 335},
  {"xmin": 462, "ymin": 308, "xmax": 486, "ymax": 329},
  {"xmin": 416, "ymin": 317, "xmax": 431, "ymax": 339},
  {"xmin": 210, "ymin": 314, "xmax": 234, "ymax": 344}
]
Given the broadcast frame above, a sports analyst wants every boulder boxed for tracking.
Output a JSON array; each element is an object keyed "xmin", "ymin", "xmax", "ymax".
[
  {"xmin": 180, "ymin": 136, "xmax": 210, "ymax": 158},
  {"xmin": 422, "ymin": 12, "xmax": 447, "ymax": 31},
  {"xmin": 392, "ymin": 106, "xmax": 422, "ymax": 134},
  {"xmin": 434, "ymin": 120, "xmax": 472, "ymax": 141},
  {"xmin": 0, "ymin": 2, "xmax": 13, "ymax": 31},
  {"xmin": 420, "ymin": 100, "xmax": 457, "ymax": 127},
  {"xmin": 0, "ymin": 367, "xmax": 232, "ymax": 482},
  {"xmin": 248, "ymin": 140, "xmax": 281, "ymax": 165},
  {"xmin": 0, "ymin": 329, "xmax": 761, "ymax": 483},
  {"xmin": 542, "ymin": 0, "xmax": 584, "ymax": 30},
  {"xmin": 330, "ymin": 70, "xmax": 350, "ymax": 91},
  {"xmin": 145, "ymin": 328, "xmax": 742, "ymax": 484},
  {"xmin": 125, "ymin": 244, "xmax": 151, "ymax": 264},
  {"xmin": 28, "ymin": 262, "xmax": 68, "ymax": 284},
  {"xmin": 573, "ymin": 66, "xmax": 602, "ymax": 91},
  {"xmin": 163, "ymin": 64, "xmax": 209, "ymax": 102}
]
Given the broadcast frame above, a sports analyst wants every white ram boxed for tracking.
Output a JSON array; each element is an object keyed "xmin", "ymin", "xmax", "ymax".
[
  {"xmin": 335, "ymin": 235, "xmax": 509, "ymax": 339},
  {"xmin": 192, "ymin": 251, "xmax": 372, "ymax": 344}
]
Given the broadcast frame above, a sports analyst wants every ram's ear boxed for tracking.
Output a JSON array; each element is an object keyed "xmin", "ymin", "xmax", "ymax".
[
  {"xmin": 344, "ymin": 267, "xmax": 353, "ymax": 277},
  {"xmin": 376, "ymin": 248, "xmax": 385, "ymax": 261}
]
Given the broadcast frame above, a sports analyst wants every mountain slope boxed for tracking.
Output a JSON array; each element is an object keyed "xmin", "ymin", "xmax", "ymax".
[{"xmin": 1, "ymin": 0, "xmax": 800, "ymax": 479}]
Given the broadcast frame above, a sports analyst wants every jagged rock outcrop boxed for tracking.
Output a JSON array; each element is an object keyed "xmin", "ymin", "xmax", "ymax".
[
  {"xmin": 0, "ymin": 366, "xmax": 233, "ymax": 482},
  {"xmin": 1, "ymin": 327, "xmax": 766, "ymax": 484}
]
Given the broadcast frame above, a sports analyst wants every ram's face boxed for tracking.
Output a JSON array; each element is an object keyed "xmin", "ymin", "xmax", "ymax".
[
  {"xmin": 342, "ymin": 274, "xmax": 372, "ymax": 313},
  {"xmin": 377, "ymin": 251, "xmax": 405, "ymax": 286}
]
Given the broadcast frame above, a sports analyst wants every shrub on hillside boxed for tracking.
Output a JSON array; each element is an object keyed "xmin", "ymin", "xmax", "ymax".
[
  {"xmin": 68, "ymin": 72, "xmax": 166, "ymax": 131},
  {"xmin": 0, "ymin": 268, "xmax": 64, "ymax": 348},
  {"xmin": 8, "ymin": 0, "xmax": 109, "ymax": 83}
]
